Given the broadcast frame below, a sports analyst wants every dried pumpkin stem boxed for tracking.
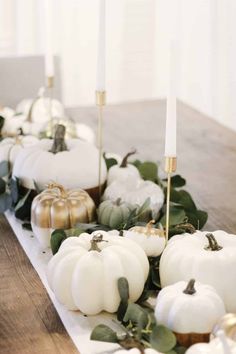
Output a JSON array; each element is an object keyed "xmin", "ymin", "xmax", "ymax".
[
  {"xmin": 47, "ymin": 182, "xmax": 67, "ymax": 198},
  {"xmin": 183, "ymin": 279, "xmax": 196, "ymax": 295},
  {"xmin": 50, "ymin": 124, "xmax": 68, "ymax": 154},
  {"xmin": 89, "ymin": 233, "xmax": 108, "ymax": 252},
  {"xmin": 146, "ymin": 220, "xmax": 155, "ymax": 230},
  {"xmin": 120, "ymin": 149, "xmax": 137, "ymax": 168},
  {"xmin": 205, "ymin": 233, "xmax": 223, "ymax": 251}
]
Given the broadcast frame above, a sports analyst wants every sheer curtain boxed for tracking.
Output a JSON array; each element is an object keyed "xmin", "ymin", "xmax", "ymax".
[{"xmin": 0, "ymin": 0, "xmax": 236, "ymax": 131}]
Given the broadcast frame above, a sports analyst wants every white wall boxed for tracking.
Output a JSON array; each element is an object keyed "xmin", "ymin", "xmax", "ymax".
[{"xmin": 0, "ymin": 0, "xmax": 236, "ymax": 131}]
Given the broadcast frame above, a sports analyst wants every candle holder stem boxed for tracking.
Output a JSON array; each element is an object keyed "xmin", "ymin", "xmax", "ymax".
[
  {"xmin": 96, "ymin": 91, "xmax": 106, "ymax": 200},
  {"xmin": 165, "ymin": 156, "xmax": 177, "ymax": 243}
]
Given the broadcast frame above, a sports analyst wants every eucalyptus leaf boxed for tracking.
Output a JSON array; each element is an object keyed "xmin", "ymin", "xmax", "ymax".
[
  {"xmin": 0, "ymin": 161, "xmax": 9, "ymax": 178},
  {"xmin": 160, "ymin": 206, "xmax": 186, "ymax": 226},
  {"xmin": 50, "ymin": 229, "xmax": 67, "ymax": 255},
  {"xmin": 117, "ymin": 277, "xmax": 129, "ymax": 321},
  {"xmin": 90, "ymin": 324, "xmax": 118, "ymax": 343},
  {"xmin": 0, "ymin": 193, "xmax": 12, "ymax": 213},
  {"xmin": 9, "ymin": 178, "xmax": 19, "ymax": 204},
  {"xmin": 150, "ymin": 325, "xmax": 176, "ymax": 352},
  {"xmin": 0, "ymin": 178, "xmax": 6, "ymax": 194},
  {"xmin": 14, "ymin": 189, "xmax": 31, "ymax": 212},
  {"xmin": 137, "ymin": 198, "xmax": 151, "ymax": 217},
  {"xmin": 186, "ymin": 210, "xmax": 208, "ymax": 229},
  {"xmin": 123, "ymin": 303, "xmax": 148, "ymax": 332},
  {"xmin": 137, "ymin": 161, "xmax": 158, "ymax": 182},
  {"xmin": 174, "ymin": 346, "xmax": 187, "ymax": 354},
  {"xmin": 118, "ymin": 277, "xmax": 129, "ymax": 302},
  {"xmin": 64, "ymin": 228, "xmax": 86, "ymax": 237},
  {"xmin": 104, "ymin": 154, "xmax": 118, "ymax": 170},
  {"xmin": 22, "ymin": 223, "xmax": 33, "ymax": 231},
  {"xmin": 132, "ymin": 159, "xmax": 142, "ymax": 168},
  {"xmin": 163, "ymin": 175, "xmax": 186, "ymax": 188},
  {"xmin": 178, "ymin": 190, "xmax": 197, "ymax": 211},
  {"xmin": 0, "ymin": 116, "xmax": 5, "ymax": 132}
]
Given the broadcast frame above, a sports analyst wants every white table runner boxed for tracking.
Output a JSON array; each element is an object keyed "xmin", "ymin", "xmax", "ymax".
[{"xmin": 5, "ymin": 211, "xmax": 120, "ymax": 354}]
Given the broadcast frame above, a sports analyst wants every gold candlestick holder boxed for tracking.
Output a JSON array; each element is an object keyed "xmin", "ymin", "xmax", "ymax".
[
  {"xmin": 46, "ymin": 76, "xmax": 54, "ymax": 134},
  {"xmin": 96, "ymin": 91, "xmax": 106, "ymax": 199},
  {"xmin": 165, "ymin": 156, "xmax": 177, "ymax": 243}
]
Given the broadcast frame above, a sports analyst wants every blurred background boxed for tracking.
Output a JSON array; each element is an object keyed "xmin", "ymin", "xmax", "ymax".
[{"xmin": 0, "ymin": 0, "xmax": 236, "ymax": 130}]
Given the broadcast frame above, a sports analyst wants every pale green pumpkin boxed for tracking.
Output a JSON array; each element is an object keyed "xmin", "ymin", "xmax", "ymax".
[{"xmin": 98, "ymin": 198, "xmax": 135, "ymax": 229}]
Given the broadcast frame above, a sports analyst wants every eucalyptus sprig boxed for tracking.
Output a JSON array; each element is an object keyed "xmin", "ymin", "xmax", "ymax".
[{"xmin": 90, "ymin": 277, "xmax": 186, "ymax": 354}]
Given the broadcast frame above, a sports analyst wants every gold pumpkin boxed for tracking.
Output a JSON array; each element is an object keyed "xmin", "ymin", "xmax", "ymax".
[
  {"xmin": 212, "ymin": 313, "xmax": 236, "ymax": 341},
  {"xmin": 31, "ymin": 182, "xmax": 96, "ymax": 247}
]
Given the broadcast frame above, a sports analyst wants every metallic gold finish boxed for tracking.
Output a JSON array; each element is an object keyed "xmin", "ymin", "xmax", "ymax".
[
  {"xmin": 96, "ymin": 91, "xmax": 106, "ymax": 106},
  {"xmin": 212, "ymin": 314, "xmax": 236, "ymax": 341},
  {"xmin": 96, "ymin": 91, "xmax": 106, "ymax": 199},
  {"xmin": 47, "ymin": 76, "xmax": 54, "ymax": 88},
  {"xmin": 165, "ymin": 156, "xmax": 177, "ymax": 243},
  {"xmin": 165, "ymin": 156, "xmax": 177, "ymax": 173},
  {"xmin": 31, "ymin": 182, "xmax": 96, "ymax": 229},
  {"xmin": 130, "ymin": 220, "xmax": 165, "ymax": 237}
]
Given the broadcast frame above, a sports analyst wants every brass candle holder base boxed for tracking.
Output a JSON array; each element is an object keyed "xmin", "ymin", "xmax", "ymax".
[
  {"xmin": 165, "ymin": 156, "xmax": 177, "ymax": 244},
  {"xmin": 96, "ymin": 91, "xmax": 106, "ymax": 200},
  {"xmin": 47, "ymin": 76, "xmax": 54, "ymax": 89}
]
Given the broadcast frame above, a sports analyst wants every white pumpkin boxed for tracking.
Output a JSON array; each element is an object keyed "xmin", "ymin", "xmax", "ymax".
[
  {"xmin": 47, "ymin": 231, "xmax": 149, "ymax": 314},
  {"xmin": 160, "ymin": 231, "xmax": 236, "ymax": 312},
  {"xmin": 107, "ymin": 150, "xmax": 140, "ymax": 185},
  {"xmin": 115, "ymin": 349, "xmax": 163, "ymax": 354},
  {"xmin": 103, "ymin": 176, "xmax": 164, "ymax": 218},
  {"xmin": 186, "ymin": 335, "xmax": 236, "ymax": 353},
  {"xmin": 16, "ymin": 96, "xmax": 64, "ymax": 123},
  {"xmin": 155, "ymin": 280, "xmax": 225, "ymax": 335},
  {"xmin": 13, "ymin": 137, "xmax": 107, "ymax": 191},
  {"xmin": 0, "ymin": 135, "xmax": 39, "ymax": 168},
  {"xmin": 2, "ymin": 113, "xmax": 27, "ymax": 136},
  {"xmin": 124, "ymin": 220, "xmax": 165, "ymax": 257},
  {"xmin": 0, "ymin": 106, "xmax": 15, "ymax": 119}
]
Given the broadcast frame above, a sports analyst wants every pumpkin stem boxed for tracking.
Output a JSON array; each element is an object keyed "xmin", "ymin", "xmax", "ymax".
[
  {"xmin": 120, "ymin": 149, "xmax": 137, "ymax": 168},
  {"xmin": 205, "ymin": 233, "xmax": 223, "ymax": 251},
  {"xmin": 146, "ymin": 219, "xmax": 155, "ymax": 230},
  {"xmin": 50, "ymin": 124, "xmax": 68, "ymax": 154},
  {"xmin": 89, "ymin": 233, "xmax": 108, "ymax": 252},
  {"xmin": 47, "ymin": 182, "xmax": 67, "ymax": 198},
  {"xmin": 183, "ymin": 279, "xmax": 196, "ymax": 295},
  {"xmin": 115, "ymin": 198, "xmax": 122, "ymax": 206}
]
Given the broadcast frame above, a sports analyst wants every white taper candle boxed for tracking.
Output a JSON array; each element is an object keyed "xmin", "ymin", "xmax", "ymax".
[
  {"xmin": 96, "ymin": 0, "xmax": 106, "ymax": 92},
  {"xmin": 44, "ymin": 0, "xmax": 54, "ymax": 78},
  {"xmin": 165, "ymin": 40, "xmax": 177, "ymax": 157}
]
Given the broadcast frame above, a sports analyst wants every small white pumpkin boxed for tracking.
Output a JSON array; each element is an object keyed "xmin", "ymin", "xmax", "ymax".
[
  {"xmin": 155, "ymin": 280, "xmax": 225, "ymax": 347},
  {"xmin": 16, "ymin": 95, "xmax": 64, "ymax": 124},
  {"xmin": 115, "ymin": 349, "xmax": 163, "ymax": 354},
  {"xmin": 0, "ymin": 135, "xmax": 39, "ymax": 168},
  {"xmin": 47, "ymin": 231, "xmax": 149, "ymax": 314},
  {"xmin": 107, "ymin": 150, "xmax": 140, "ymax": 185},
  {"xmin": 103, "ymin": 176, "xmax": 164, "ymax": 218},
  {"xmin": 124, "ymin": 220, "xmax": 165, "ymax": 257},
  {"xmin": 160, "ymin": 231, "xmax": 236, "ymax": 312},
  {"xmin": 186, "ymin": 333, "xmax": 236, "ymax": 353},
  {"xmin": 13, "ymin": 125, "xmax": 107, "ymax": 195}
]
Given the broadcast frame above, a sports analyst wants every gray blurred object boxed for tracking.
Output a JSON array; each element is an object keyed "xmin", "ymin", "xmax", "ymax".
[{"xmin": 0, "ymin": 55, "xmax": 61, "ymax": 108}]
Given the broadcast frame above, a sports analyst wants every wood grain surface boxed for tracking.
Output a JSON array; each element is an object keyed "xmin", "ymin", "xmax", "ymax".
[{"xmin": 1, "ymin": 100, "xmax": 236, "ymax": 354}]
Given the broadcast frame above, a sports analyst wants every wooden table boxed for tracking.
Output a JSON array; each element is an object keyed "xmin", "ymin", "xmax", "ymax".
[{"xmin": 1, "ymin": 100, "xmax": 236, "ymax": 353}]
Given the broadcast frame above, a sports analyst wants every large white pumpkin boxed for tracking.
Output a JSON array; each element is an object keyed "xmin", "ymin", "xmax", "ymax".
[
  {"xmin": 160, "ymin": 231, "xmax": 236, "ymax": 312},
  {"xmin": 47, "ymin": 231, "xmax": 149, "ymax": 314},
  {"xmin": 13, "ymin": 138, "xmax": 107, "ymax": 191},
  {"xmin": 103, "ymin": 176, "xmax": 164, "ymax": 218},
  {"xmin": 0, "ymin": 135, "xmax": 39, "ymax": 168}
]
